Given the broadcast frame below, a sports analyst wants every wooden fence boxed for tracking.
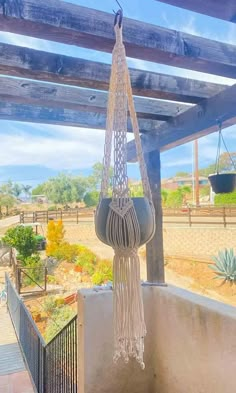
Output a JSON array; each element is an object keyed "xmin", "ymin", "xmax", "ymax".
[
  {"xmin": 19, "ymin": 206, "xmax": 236, "ymax": 227},
  {"xmin": 163, "ymin": 206, "xmax": 236, "ymax": 227},
  {"xmin": 20, "ymin": 208, "xmax": 94, "ymax": 224}
]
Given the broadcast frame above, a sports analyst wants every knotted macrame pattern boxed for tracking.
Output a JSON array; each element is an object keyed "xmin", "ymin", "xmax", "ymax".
[{"xmin": 96, "ymin": 23, "xmax": 155, "ymax": 369}]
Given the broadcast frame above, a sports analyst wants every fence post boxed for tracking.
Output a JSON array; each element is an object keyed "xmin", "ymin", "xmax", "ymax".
[
  {"xmin": 76, "ymin": 209, "xmax": 79, "ymax": 224},
  {"xmin": 43, "ymin": 346, "xmax": 47, "ymax": 393},
  {"xmin": 223, "ymin": 207, "xmax": 226, "ymax": 228},
  {"xmin": 16, "ymin": 267, "xmax": 21, "ymax": 294},
  {"xmin": 44, "ymin": 268, "xmax": 47, "ymax": 292},
  {"xmin": 188, "ymin": 208, "xmax": 192, "ymax": 227},
  {"xmin": 20, "ymin": 212, "xmax": 24, "ymax": 223},
  {"xmin": 47, "ymin": 211, "xmax": 49, "ymax": 223}
]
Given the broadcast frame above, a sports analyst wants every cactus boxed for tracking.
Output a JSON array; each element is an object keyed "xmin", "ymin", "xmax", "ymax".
[{"xmin": 209, "ymin": 248, "xmax": 236, "ymax": 285}]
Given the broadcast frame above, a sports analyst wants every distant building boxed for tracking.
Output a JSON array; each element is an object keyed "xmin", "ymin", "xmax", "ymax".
[{"xmin": 161, "ymin": 176, "xmax": 209, "ymax": 190}]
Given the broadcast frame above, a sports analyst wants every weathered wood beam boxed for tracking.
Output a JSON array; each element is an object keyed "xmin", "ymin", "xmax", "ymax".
[
  {"xmin": 0, "ymin": 101, "xmax": 163, "ymax": 132},
  {"xmin": 0, "ymin": 1, "xmax": 236, "ymax": 77},
  {"xmin": 145, "ymin": 150, "xmax": 165, "ymax": 284},
  {"xmin": 0, "ymin": 44, "xmax": 226, "ymax": 104},
  {"xmin": 127, "ymin": 83, "xmax": 236, "ymax": 160},
  {"xmin": 156, "ymin": 1, "xmax": 236, "ymax": 23},
  {"xmin": 0, "ymin": 76, "xmax": 192, "ymax": 121}
]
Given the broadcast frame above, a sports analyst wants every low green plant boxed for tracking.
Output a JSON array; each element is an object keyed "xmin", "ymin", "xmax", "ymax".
[
  {"xmin": 52, "ymin": 242, "xmax": 79, "ymax": 263},
  {"xmin": 44, "ymin": 306, "xmax": 76, "ymax": 342},
  {"xmin": 92, "ymin": 260, "xmax": 113, "ymax": 285},
  {"xmin": 21, "ymin": 254, "xmax": 44, "ymax": 287},
  {"xmin": 214, "ymin": 191, "xmax": 236, "ymax": 206},
  {"xmin": 209, "ymin": 248, "xmax": 236, "ymax": 285},
  {"xmin": 76, "ymin": 248, "xmax": 97, "ymax": 275},
  {"xmin": 47, "ymin": 275, "xmax": 58, "ymax": 284},
  {"xmin": 2, "ymin": 225, "xmax": 37, "ymax": 260}
]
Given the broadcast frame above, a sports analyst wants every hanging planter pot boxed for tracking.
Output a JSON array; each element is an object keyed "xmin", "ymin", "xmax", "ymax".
[
  {"xmin": 95, "ymin": 197, "xmax": 155, "ymax": 247},
  {"xmin": 209, "ymin": 122, "xmax": 236, "ymax": 194},
  {"xmin": 208, "ymin": 173, "xmax": 236, "ymax": 194}
]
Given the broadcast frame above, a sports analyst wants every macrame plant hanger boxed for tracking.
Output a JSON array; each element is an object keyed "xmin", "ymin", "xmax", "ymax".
[{"xmin": 95, "ymin": 8, "xmax": 155, "ymax": 369}]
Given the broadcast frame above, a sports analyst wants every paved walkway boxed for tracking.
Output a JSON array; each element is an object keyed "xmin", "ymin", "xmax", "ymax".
[{"xmin": 0, "ymin": 268, "xmax": 35, "ymax": 393}]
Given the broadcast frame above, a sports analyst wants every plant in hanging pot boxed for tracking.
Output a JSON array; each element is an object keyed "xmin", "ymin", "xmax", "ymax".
[
  {"xmin": 208, "ymin": 172, "xmax": 236, "ymax": 194},
  {"xmin": 208, "ymin": 124, "xmax": 236, "ymax": 194}
]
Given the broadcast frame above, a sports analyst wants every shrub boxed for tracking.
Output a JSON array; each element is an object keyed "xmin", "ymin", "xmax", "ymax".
[
  {"xmin": 83, "ymin": 191, "xmax": 99, "ymax": 207},
  {"xmin": 21, "ymin": 254, "xmax": 44, "ymax": 287},
  {"xmin": 214, "ymin": 191, "xmax": 236, "ymax": 205},
  {"xmin": 47, "ymin": 275, "xmax": 58, "ymax": 284},
  {"xmin": 44, "ymin": 306, "xmax": 76, "ymax": 342},
  {"xmin": 48, "ymin": 205, "xmax": 57, "ymax": 211},
  {"xmin": 46, "ymin": 219, "xmax": 65, "ymax": 256},
  {"xmin": 2, "ymin": 225, "xmax": 37, "ymax": 260},
  {"xmin": 75, "ymin": 247, "xmax": 97, "ymax": 275},
  {"xmin": 92, "ymin": 260, "xmax": 113, "ymax": 285},
  {"xmin": 51, "ymin": 242, "xmax": 79, "ymax": 263},
  {"xmin": 165, "ymin": 190, "xmax": 183, "ymax": 208}
]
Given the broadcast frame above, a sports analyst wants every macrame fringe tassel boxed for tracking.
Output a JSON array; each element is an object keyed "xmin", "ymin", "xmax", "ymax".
[
  {"xmin": 105, "ymin": 201, "xmax": 146, "ymax": 369},
  {"xmin": 113, "ymin": 252, "xmax": 146, "ymax": 369}
]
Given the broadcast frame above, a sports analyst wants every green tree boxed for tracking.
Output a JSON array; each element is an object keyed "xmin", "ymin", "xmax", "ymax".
[
  {"xmin": 84, "ymin": 191, "xmax": 100, "ymax": 207},
  {"xmin": 12, "ymin": 183, "xmax": 22, "ymax": 198},
  {"xmin": 32, "ymin": 183, "xmax": 46, "ymax": 196},
  {"xmin": 22, "ymin": 184, "xmax": 32, "ymax": 199},
  {"xmin": 161, "ymin": 189, "xmax": 169, "ymax": 206},
  {"xmin": 2, "ymin": 225, "xmax": 37, "ymax": 261},
  {"xmin": 175, "ymin": 171, "xmax": 189, "ymax": 177},
  {"xmin": 165, "ymin": 186, "xmax": 191, "ymax": 208},
  {"xmin": 42, "ymin": 174, "xmax": 87, "ymax": 204},
  {"xmin": 88, "ymin": 162, "xmax": 113, "ymax": 190},
  {"xmin": 199, "ymin": 152, "xmax": 236, "ymax": 177},
  {"xmin": 0, "ymin": 194, "xmax": 16, "ymax": 215}
]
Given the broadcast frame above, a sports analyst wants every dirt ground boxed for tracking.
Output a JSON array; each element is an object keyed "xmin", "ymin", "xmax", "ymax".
[{"xmin": 1, "ymin": 219, "xmax": 236, "ymax": 307}]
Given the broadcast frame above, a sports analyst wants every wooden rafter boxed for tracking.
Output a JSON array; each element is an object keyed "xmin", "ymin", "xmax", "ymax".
[
  {"xmin": 0, "ymin": 76, "xmax": 192, "ymax": 121},
  {"xmin": 1, "ymin": 1, "xmax": 236, "ymax": 77},
  {"xmin": 0, "ymin": 43, "xmax": 226, "ymax": 104},
  {"xmin": 0, "ymin": 101, "xmax": 163, "ymax": 132},
  {"xmin": 156, "ymin": 1, "xmax": 236, "ymax": 23},
  {"xmin": 127, "ymin": 83, "xmax": 236, "ymax": 161}
]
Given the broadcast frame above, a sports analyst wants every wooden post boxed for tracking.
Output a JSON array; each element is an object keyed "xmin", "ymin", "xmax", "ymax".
[
  {"xmin": 144, "ymin": 149, "xmax": 165, "ymax": 284},
  {"xmin": 194, "ymin": 139, "xmax": 200, "ymax": 206}
]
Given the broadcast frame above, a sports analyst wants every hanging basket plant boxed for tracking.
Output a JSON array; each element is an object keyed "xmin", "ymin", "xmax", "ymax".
[
  {"xmin": 208, "ymin": 173, "xmax": 236, "ymax": 194},
  {"xmin": 95, "ymin": 7, "xmax": 155, "ymax": 369},
  {"xmin": 208, "ymin": 123, "xmax": 236, "ymax": 194}
]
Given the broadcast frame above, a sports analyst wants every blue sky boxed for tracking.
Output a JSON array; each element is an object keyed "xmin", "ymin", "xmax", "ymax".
[{"xmin": 0, "ymin": 0, "xmax": 236, "ymax": 186}]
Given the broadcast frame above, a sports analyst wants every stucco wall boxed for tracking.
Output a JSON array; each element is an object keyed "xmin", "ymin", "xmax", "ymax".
[{"xmin": 78, "ymin": 286, "xmax": 236, "ymax": 393}]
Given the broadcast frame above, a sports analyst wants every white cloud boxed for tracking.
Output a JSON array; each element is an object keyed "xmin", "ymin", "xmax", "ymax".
[{"xmin": 0, "ymin": 122, "xmax": 134, "ymax": 170}]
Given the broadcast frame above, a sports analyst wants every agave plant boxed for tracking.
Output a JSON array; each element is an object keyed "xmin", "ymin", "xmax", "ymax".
[{"xmin": 209, "ymin": 249, "xmax": 236, "ymax": 285}]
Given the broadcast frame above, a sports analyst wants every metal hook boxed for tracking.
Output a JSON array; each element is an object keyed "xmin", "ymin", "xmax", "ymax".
[{"xmin": 113, "ymin": 0, "xmax": 123, "ymax": 28}]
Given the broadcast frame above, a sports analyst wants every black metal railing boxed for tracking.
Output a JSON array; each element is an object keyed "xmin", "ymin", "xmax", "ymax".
[{"xmin": 6, "ymin": 274, "xmax": 77, "ymax": 393}]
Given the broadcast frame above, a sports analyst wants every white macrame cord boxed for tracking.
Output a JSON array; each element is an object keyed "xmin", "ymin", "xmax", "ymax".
[{"xmin": 97, "ymin": 23, "xmax": 155, "ymax": 369}]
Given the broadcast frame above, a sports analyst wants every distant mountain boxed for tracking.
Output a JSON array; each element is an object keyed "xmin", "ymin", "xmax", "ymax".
[{"xmin": 0, "ymin": 162, "xmax": 196, "ymax": 188}]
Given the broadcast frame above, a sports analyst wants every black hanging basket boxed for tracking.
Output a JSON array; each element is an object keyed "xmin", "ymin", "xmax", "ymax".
[
  {"xmin": 209, "ymin": 122, "xmax": 236, "ymax": 194},
  {"xmin": 208, "ymin": 173, "xmax": 236, "ymax": 194}
]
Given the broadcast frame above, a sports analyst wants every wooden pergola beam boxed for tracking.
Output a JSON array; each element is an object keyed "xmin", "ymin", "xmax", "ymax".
[
  {"xmin": 0, "ymin": 101, "xmax": 163, "ymax": 132},
  {"xmin": 0, "ymin": 76, "xmax": 192, "ymax": 121},
  {"xmin": 127, "ymin": 83, "xmax": 236, "ymax": 161},
  {"xmin": 1, "ymin": 2, "xmax": 236, "ymax": 77},
  {"xmin": 156, "ymin": 1, "xmax": 236, "ymax": 23},
  {"xmin": 0, "ymin": 44, "xmax": 226, "ymax": 104}
]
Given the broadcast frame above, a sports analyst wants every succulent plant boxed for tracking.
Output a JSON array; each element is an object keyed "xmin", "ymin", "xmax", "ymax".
[{"xmin": 209, "ymin": 248, "xmax": 236, "ymax": 285}]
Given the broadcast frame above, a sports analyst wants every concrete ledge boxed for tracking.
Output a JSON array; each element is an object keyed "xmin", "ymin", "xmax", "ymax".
[{"xmin": 78, "ymin": 286, "xmax": 236, "ymax": 393}]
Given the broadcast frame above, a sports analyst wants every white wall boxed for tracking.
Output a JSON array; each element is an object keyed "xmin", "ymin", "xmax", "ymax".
[{"xmin": 78, "ymin": 286, "xmax": 236, "ymax": 393}]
